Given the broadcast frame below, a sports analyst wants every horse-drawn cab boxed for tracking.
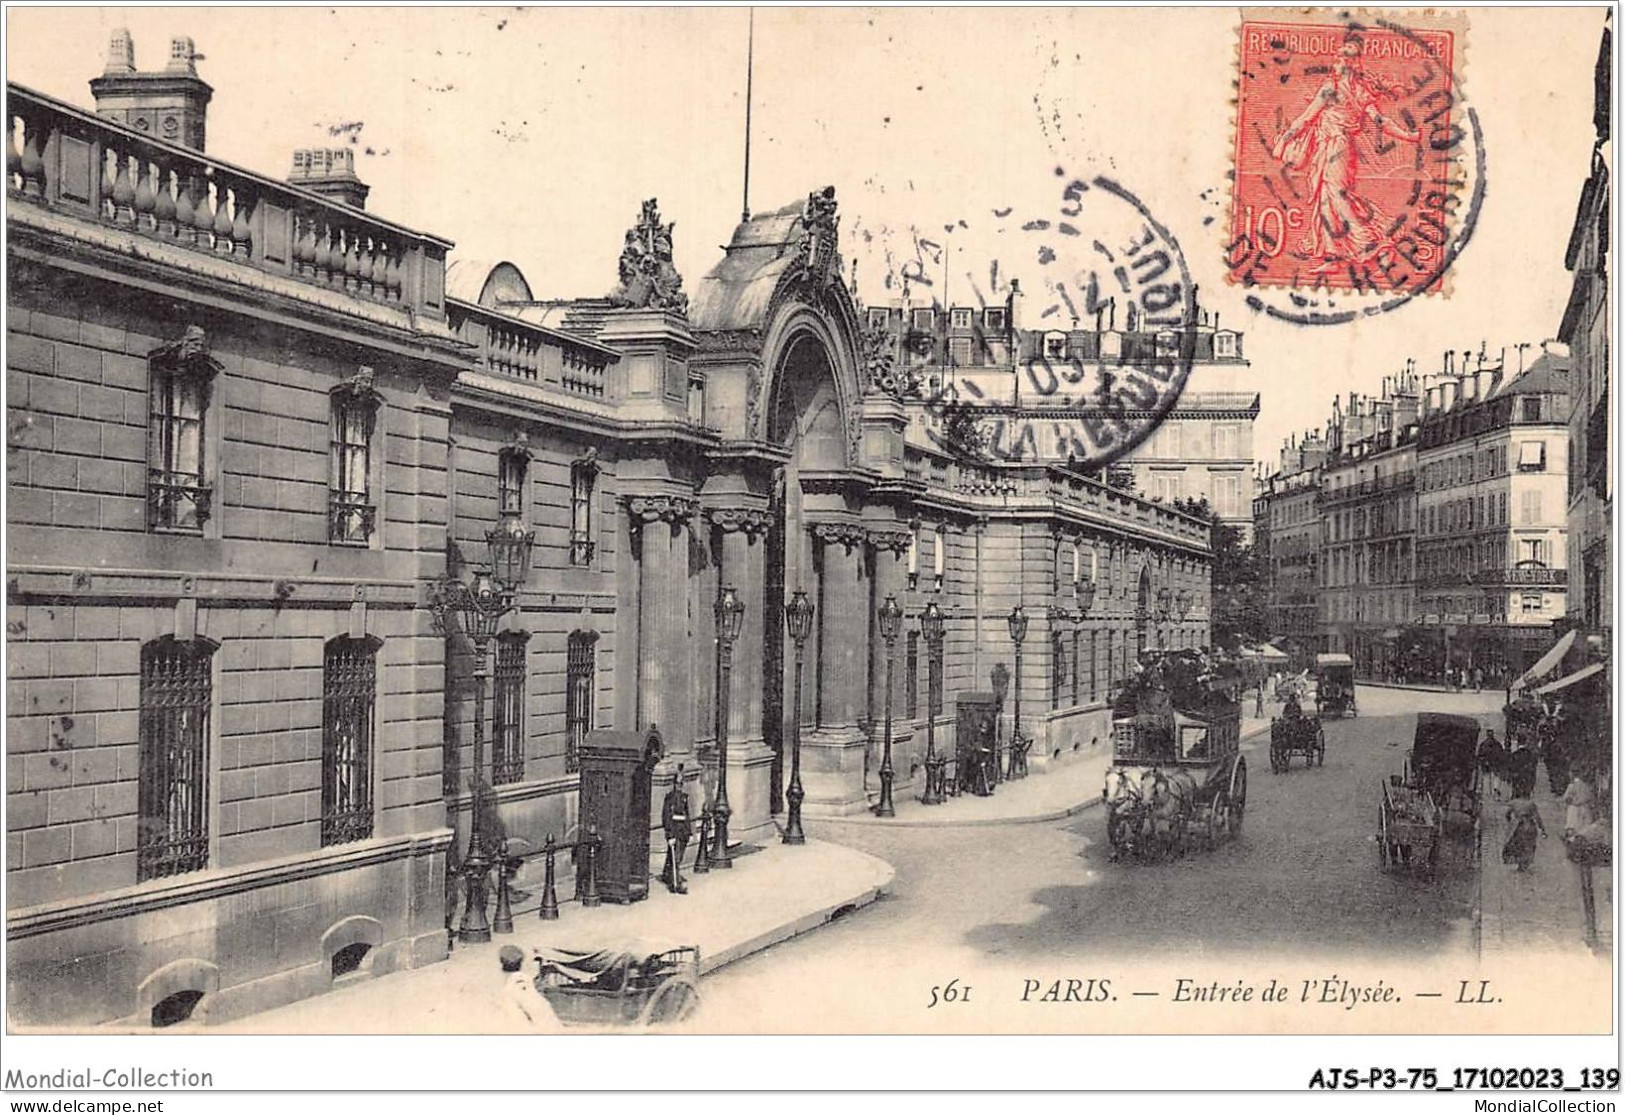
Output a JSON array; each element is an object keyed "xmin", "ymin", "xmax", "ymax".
[
  {"xmin": 1103, "ymin": 650, "xmax": 1246, "ymax": 861},
  {"xmin": 1270, "ymin": 687, "xmax": 1326, "ymax": 773},
  {"xmin": 1315, "ymin": 653, "xmax": 1357, "ymax": 717}
]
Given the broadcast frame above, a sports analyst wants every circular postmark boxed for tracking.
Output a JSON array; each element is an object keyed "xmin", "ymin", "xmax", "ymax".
[
  {"xmin": 867, "ymin": 170, "xmax": 1197, "ymax": 469},
  {"xmin": 1225, "ymin": 11, "xmax": 1485, "ymax": 325}
]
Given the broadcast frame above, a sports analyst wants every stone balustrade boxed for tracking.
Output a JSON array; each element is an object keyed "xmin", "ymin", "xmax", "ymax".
[{"xmin": 7, "ymin": 82, "xmax": 450, "ymax": 318}]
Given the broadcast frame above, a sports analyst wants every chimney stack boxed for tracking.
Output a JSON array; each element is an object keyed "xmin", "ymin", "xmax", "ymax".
[
  {"xmin": 289, "ymin": 148, "xmax": 371, "ymax": 209},
  {"xmin": 89, "ymin": 30, "xmax": 212, "ymax": 151}
]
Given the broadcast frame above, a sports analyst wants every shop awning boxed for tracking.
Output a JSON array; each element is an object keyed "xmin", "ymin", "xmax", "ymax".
[
  {"xmin": 1257, "ymin": 645, "xmax": 1289, "ymax": 661},
  {"xmin": 1534, "ymin": 662, "xmax": 1605, "ymax": 696},
  {"xmin": 1513, "ymin": 629, "xmax": 1577, "ymax": 691}
]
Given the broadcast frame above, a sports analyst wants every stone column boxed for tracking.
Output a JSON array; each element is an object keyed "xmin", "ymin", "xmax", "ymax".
[
  {"xmin": 708, "ymin": 505, "xmax": 774, "ymax": 843},
  {"xmin": 868, "ymin": 525, "xmax": 915, "ymax": 787},
  {"xmin": 813, "ymin": 522, "xmax": 868, "ymax": 729},
  {"xmin": 627, "ymin": 493, "xmax": 699, "ymax": 752}
]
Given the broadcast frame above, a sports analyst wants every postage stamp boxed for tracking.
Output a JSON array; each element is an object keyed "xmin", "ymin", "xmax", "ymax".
[{"xmin": 1226, "ymin": 10, "xmax": 1481, "ymax": 321}]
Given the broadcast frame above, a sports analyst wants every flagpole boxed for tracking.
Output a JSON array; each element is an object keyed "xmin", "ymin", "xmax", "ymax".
[{"xmin": 742, "ymin": 8, "xmax": 755, "ymax": 223}]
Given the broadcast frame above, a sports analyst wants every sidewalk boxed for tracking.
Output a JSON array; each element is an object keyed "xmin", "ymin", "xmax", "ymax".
[
  {"xmin": 1478, "ymin": 767, "xmax": 1613, "ymax": 961},
  {"xmin": 216, "ymin": 837, "xmax": 893, "ymax": 1033},
  {"xmin": 822, "ymin": 713, "xmax": 1273, "ymax": 828}
]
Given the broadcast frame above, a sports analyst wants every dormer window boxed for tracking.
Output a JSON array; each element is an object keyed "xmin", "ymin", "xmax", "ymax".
[
  {"xmin": 1214, "ymin": 330, "xmax": 1238, "ymax": 358},
  {"xmin": 866, "ymin": 307, "xmax": 889, "ymax": 331},
  {"xmin": 911, "ymin": 308, "xmax": 935, "ymax": 331},
  {"xmin": 1155, "ymin": 330, "xmax": 1178, "ymax": 355},
  {"xmin": 146, "ymin": 327, "xmax": 221, "ymax": 534},
  {"xmin": 329, "ymin": 368, "xmax": 383, "ymax": 546},
  {"xmin": 984, "ymin": 307, "xmax": 1007, "ymax": 331},
  {"xmin": 1043, "ymin": 331, "xmax": 1068, "ymax": 361},
  {"xmin": 950, "ymin": 308, "xmax": 973, "ymax": 329}
]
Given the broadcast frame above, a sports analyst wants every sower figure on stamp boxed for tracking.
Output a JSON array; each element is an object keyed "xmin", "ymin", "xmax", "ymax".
[
  {"xmin": 1271, "ymin": 39, "xmax": 1424, "ymax": 275},
  {"xmin": 660, "ymin": 764, "xmax": 692, "ymax": 894}
]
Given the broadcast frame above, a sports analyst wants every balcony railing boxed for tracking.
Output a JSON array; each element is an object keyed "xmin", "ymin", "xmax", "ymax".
[
  {"xmin": 7, "ymin": 83, "xmax": 450, "ymax": 318},
  {"xmin": 147, "ymin": 472, "xmax": 212, "ymax": 532},
  {"xmin": 328, "ymin": 490, "xmax": 376, "ymax": 545},
  {"xmin": 569, "ymin": 536, "xmax": 596, "ymax": 567}
]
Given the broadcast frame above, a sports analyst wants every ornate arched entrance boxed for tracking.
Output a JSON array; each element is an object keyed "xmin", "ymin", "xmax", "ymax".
[{"xmin": 688, "ymin": 187, "xmax": 911, "ymax": 822}]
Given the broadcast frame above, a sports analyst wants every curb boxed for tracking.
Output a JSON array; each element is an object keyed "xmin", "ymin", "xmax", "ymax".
[
  {"xmin": 699, "ymin": 850, "xmax": 895, "ymax": 975},
  {"xmin": 815, "ymin": 724, "xmax": 1276, "ymax": 830}
]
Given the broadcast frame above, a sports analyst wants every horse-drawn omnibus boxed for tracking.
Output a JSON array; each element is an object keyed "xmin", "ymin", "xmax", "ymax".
[{"xmin": 1103, "ymin": 650, "xmax": 1247, "ymax": 860}]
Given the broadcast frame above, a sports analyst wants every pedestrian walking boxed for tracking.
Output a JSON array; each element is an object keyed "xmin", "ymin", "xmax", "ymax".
[
  {"xmin": 1563, "ymin": 774, "xmax": 1596, "ymax": 836},
  {"xmin": 1472, "ymin": 666, "xmax": 1483, "ymax": 691},
  {"xmin": 1544, "ymin": 732, "xmax": 1571, "ymax": 794},
  {"xmin": 1255, "ymin": 685, "xmax": 1265, "ymax": 718},
  {"xmin": 499, "ymin": 945, "xmax": 554, "ymax": 1031},
  {"xmin": 1506, "ymin": 739, "xmax": 1539, "ymax": 800},
  {"xmin": 1477, "ymin": 728, "xmax": 1507, "ymax": 800},
  {"xmin": 1500, "ymin": 796, "xmax": 1547, "ymax": 872}
]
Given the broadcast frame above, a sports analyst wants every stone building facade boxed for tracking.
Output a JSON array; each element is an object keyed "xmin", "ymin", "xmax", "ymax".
[
  {"xmin": 5, "ymin": 37, "xmax": 1210, "ymax": 1027},
  {"xmin": 1257, "ymin": 434, "xmax": 1326, "ymax": 667},
  {"xmin": 859, "ymin": 298, "xmax": 1258, "ymax": 540}
]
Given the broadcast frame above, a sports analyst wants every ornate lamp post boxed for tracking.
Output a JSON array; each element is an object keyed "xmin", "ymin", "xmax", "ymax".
[
  {"xmin": 782, "ymin": 590, "xmax": 815, "ymax": 844},
  {"xmin": 875, "ymin": 595, "xmax": 904, "ymax": 817},
  {"xmin": 710, "ymin": 585, "xmax": 746, "ymax": 868},
  {"xmin": 1007, "ymin": 604, "xmax": 1029, "ymax": 780},
  {"xmin": 920, "ymin": 601, "xmax": 946, "ymax": 805},
  {"xmin": 429, "ymin": 515, "xmax": 534, "ymax": 944}
]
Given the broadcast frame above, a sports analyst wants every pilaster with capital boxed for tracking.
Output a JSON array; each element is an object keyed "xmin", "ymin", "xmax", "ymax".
[
  {"xmin": 810, "ymin": 521, "xmax": 868, "ymax": 729},
  {"xmin": 627, "ymin": 493, "xmax": 699, "ymax": 749}
]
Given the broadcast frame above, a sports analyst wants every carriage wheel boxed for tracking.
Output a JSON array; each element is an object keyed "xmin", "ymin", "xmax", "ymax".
[
  {"xmin": 638, "ymin": 978, "xmax": 702, "ymax": 1027},
  {"xmin": 1228, "ymin": 758, "xmax": 1247, "ymax": 834},
  {"xmin": 1205, "ymin": 793, "xmax": 1226, "ymax": 848}
]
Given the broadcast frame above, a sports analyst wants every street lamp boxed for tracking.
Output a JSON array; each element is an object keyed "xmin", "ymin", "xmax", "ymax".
[
  {"xmin": 428, "ymin": 515, "xmax": 534, "ymax": 944},
  {"xmin": 1007, "ymin": 604, "xmax": 1029, "ymax": 780},
  {"xmin": 920, "ymin": 601, "xmax": 946, "ymax": 805},
  {"xmin": 710, "ymin": 584, "xmax": 746, "ymax": 868},
  {"xmin": 782, "ymin": 590, "xmax": 815, "ymax": 844},
  {"xmin": 875, "ymin": 595, "xmax": 904, "ymax": 817}
]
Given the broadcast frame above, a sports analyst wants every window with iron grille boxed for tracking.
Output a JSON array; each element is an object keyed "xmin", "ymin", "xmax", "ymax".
[
  {"xmin": 1052, "ymin": 631, "xmax": 1066, "ymax": 711},
  {"xmin": 147, "ymin": 337, "xmax": 217, "ymax": 534},
  {"xmin": 492, "ymin": 634, "xmax": 527, "ymax": 785},
  {"xmin": 329, "ymin": 378, "xmax": 380, "ymax": 545},
  {"xmin": 570, "ymin": 460, "xmax": 597, "ymax": 566},
  {"xmin": 566, "ymin": 631, "xmax": 597, "ymax": 773},
  {"xmin": 137, "ymin": 637, "xmax": 215, "ymax": 882},
  {"xmin": 1072, "ymin": 630, "xmax": 1081, "ymax": 705},
  {"xmin": 928, "ymin": 635, "xmax": 944, "ymax": 718},
  {"xmin": 905, "ymin": 631, "xmax": 919, "ymax": 718},
  {"xmin": 321, "ymin": 636, "xmax": 378, "ymax": 846}
]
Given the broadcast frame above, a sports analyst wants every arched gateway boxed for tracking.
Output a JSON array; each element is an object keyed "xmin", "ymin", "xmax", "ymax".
[{"xmin": 689, "ymin": 188, "xmax": 913, "ymax": 823}]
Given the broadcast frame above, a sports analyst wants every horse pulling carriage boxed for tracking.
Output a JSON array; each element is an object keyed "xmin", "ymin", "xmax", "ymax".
[
  {"xmin": 1103, "ymin": 650, "xmax": 1246, "ymax": 861},
  {"xmin": 1269, "ymin": 696, "xmax": 1325, "ymax": 773},
  {"xmin": 533, "ymin": 944, "xmax": 702, "ymax": 1027}
]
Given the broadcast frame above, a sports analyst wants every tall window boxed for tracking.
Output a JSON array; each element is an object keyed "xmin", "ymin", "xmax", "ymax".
[
  {"xmin": 566, "ymin": 631, "xmax": 596, "ymax": 773},
  {"xmin": 570, "ymin": 458, "xmax": 597, "ymax": 566},
  {"xmin": 321, "ymin": 637, "xmax": 378, "ymax": 846},
  {"xmin": 492, "ymin": 634, "xmax": 527, "ymax": 785},
  {"xmin": 1051, "ymin": 630, "xmax": 1066, "ymax": 711},
  {"xmin": 1072, "ymin": 630, "xmax": 1081, "ymax": 705},
  {"xmin": 1089, "ymin": 631, "xmax": 1099, "ymax": 702},
  {"xmin": 138, "ymin": 637, "xmax": 216, "ymax": 882},
  {"xmin": 905, "ymin": 631, "xmax": 919, "ymax": 718},
  {"xmin": 498, "ymin": 440, "xmax": 530, "ymax": 522},
  {"xmin": 329, "ymin": 370, "xmax": 381, "ymax": 545},
  {"xmin": 147, "ymin": 328, "xmax": 219, "ymax": 533}
]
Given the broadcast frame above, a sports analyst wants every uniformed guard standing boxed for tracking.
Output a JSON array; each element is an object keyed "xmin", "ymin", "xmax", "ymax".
[{"xmin": 660, "ymin": 764, "xmax": 692, "ymax": 894}]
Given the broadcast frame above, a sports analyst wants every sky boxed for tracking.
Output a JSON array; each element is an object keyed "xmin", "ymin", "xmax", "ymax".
[{"xmin": 6, "ymin": 6, "xmax": 1609, "ymax": 467}]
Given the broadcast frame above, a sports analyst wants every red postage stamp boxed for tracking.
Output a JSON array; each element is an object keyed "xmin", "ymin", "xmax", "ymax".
[{"xmin": 1227, "ymin": 12, "xmax": 1469, "ymax": 302}]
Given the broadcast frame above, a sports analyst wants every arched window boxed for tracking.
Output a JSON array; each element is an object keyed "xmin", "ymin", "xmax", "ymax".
[
  {"xmin": 492, "ymin": 632, "xmax": 528, "ymax": 785},
  {"xmin": 138, "ymin": 636, "xmax": 217, "ymax": 881},
  {"xmin": 321, "ymin": 636, "xmax": 379, "ymax": 846}
]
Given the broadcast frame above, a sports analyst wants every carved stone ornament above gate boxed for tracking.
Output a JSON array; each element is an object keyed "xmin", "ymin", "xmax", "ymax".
[
  {"xmin": 809, "ymin": 520, "xmax": 867, "ymax": 551},
  {"xmin": 799, "ymin": 186, "xmax": 840, "ymax": 286},
  {"xmin": 626, "ymin": 493, "xmax": 699, "ymax": 526},
  {"xmin": 859, "ymin": 324, "xmax": 919, "ymax": 400},
  {"xmin": 609, "ymin": 198, "xmax": 688, "ymax": 314},
  {"xmin": 707, "ymin": 506, "xmax": 773, "ymax": 537},
  {"xmin": 867, "ymin": 526, "xmax": 914, "ymax": 554},
  {"xmin": 150, "ymin": 324, "xmax": 221, "ymax": 380}
]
